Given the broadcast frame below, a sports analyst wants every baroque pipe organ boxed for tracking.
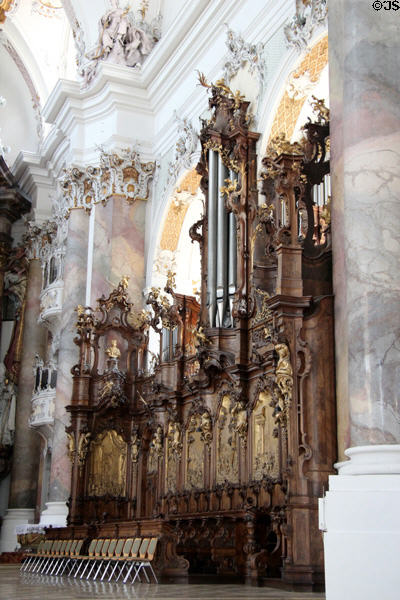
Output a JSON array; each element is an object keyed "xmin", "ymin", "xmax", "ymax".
[{"xmin": 51, "ymin": 82, "xmax": 336, "ymax": 588}]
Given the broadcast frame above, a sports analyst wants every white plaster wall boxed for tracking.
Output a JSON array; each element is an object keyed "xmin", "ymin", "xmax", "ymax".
[{"xmin": 0, "ymin": 46, "xmax": 39, "ymax": 166}]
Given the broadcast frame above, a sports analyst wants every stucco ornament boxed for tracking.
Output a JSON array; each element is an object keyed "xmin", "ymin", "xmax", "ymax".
[
  {"xmin": 165, "ymin": 112, "xmax": 199, "ymax": 192},
  {"xmin": 223, "ymin": 26, "xmax": 266, "ymax": 85},
  {"xmin": 284, "ymin": 0, "xmax": 328, "ymax": 52}
]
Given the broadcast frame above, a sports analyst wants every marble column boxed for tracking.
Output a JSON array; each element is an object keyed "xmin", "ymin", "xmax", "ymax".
[
  {"xmin": 331, "ymin": 1, "xmax": 400, "ymax": 454},
  {"xmin": 321, "ymin": 2, "xmax": 400, "ymax": 599},
  {"xmin": 91, "ymin": 197, "xmax": 146, "ymax": 305},
  {"xmin": 40, "ymin": 210, "xmax": 88, "ymax": 526},
  {"xmin": 0, "ymin": 259, "xmax": 45, "ymax": 552}
]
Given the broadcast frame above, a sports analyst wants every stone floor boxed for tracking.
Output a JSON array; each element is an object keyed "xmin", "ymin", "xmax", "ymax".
[{"xmin": 0, "ymin": 565, "xmax": 325, "ymax": 600}]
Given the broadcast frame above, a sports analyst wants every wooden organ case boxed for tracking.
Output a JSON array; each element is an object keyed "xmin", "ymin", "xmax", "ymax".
[{"xmin": 58, "ymin": 85, "xmax": 336, "ymax": 588}]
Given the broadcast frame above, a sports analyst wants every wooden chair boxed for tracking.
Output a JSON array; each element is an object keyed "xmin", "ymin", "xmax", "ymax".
[
  {"xmin": 85, "ymin": 539, "xmax": 110, "ymax": 579},
  {"xmin": 37, "ymin": 539, "xmax": 59, "ymax": 574},
  {"xmin": 21, "ymin": 540, "xmax": 45, "ymax": 572},
  {"xmin": 104, "ymin": 538, "xmax": 125, "ymax": 581},
  {"xmin": 70, "ymin": 539, "xmax": 98, "ymax": 578},
  {"xmin": 116, "ymin": 537, "xmax": 142, "ymax": 583},
  {"xmin": 61, "ymin": 539, "xmax": 84, "ymax": 576},
  {"xmin": 108, "ymin": 538, "xmax": 134, "ymax": 582},
  {"xmin": 125, "ymin": 537, "xmax": 158, "ymax": 584},
  {"xmin": 48, "ymin": 539, "xmax": 69, "ymax": 574},
  {"xmin": 31, "ymin": 540, "xmax": 53, "ymax": 573},
  {"xmin": 94, "ymin": 537, "xmax": 118, "ymax": 581},
  {"xmin": 80, "ymin": 539, "xmax": 104, "ymax": 579},
  {"xmin": 53, "ymin": 539, "xmax": 73, "ymax": 575}
]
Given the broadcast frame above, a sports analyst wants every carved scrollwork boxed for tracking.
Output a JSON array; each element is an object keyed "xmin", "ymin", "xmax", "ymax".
[
  {"xmin": 146, "ymin": 271, "xmax": 182, "ymax": 333},
  {"xmin": 189, "ymin": 217, "xmax": 204, "ymax": 245},
  {"xmin": 97, "ymin": 374, "xmax": 127, "ymax": 410}
]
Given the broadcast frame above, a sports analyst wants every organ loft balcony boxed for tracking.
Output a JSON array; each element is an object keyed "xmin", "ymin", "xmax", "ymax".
[
  {"xmin": 39, "ymin": 279, "xmax": 63, "ymax": 325},
  {"xmin": 29, "ymin": 358, "xmax": 57, "ymax": 429}
]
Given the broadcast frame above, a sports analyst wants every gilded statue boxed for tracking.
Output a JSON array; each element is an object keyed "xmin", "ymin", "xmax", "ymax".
[
  {"xmin": 106, "ymin": 339, "xmax": 121, "ymax": 359},
  {"xmin": 200, "ymin": 411, "xmax": 212, "ymax": 445},
  {"xmin": 121, "ymin": 275, "xmax": 130, "ymax": 289},
  {"xmin": 77, "ymin": 432, "xmax": 91, "ymax": 471},
  {"xmin": 232, "ymin": 400, "xmax": 248, "ymax": 445},
  {"xmin": 150, "ymin": 424, "xmax": 164, "ymax": 457},
  {"xmin": 99, "ymin": 380, "xmax": 114, "ymax": 400},
  {"xmin": 66, "ymin": 432, "xmax": 75, "ymax": 462},
  {"xmin": 131, "ymin": 431, "xmax": 140, "ymax": 463},
  {"xmin": 275, "ymin": 342, "xmax": 293, "ymax": 396},
  {"xmin": 273, "ymin": 343, "xmax": 294, "ymax": 434},
  {"xmin": 193, "ymin": 326, "xmax": 210, "ymax": 347},
  {"xmin": 168, "ymin": 421, "xmax": 182, "ymax": 457}
]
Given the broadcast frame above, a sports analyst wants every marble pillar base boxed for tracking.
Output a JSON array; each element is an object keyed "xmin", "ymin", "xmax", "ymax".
[
  {"xmin": 39, "ymin": 501, "xmax": 68, "ymax": 527},
  {"xmin": 0, "ymin": 508, "xmax": 35, "ymax": 553},
  {"xmin": 320, "ymin": 445, "xmax": 400, "ymax": 600}
]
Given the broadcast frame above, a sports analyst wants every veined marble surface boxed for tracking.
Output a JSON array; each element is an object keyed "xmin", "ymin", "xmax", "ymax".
[
  {"xmin": 48, "ymin": 210, "xmax": 89, "ymax": 504},
  {"xmin": 1, "ymin": 565, "xmax": 325, "ymax": 600},
  {"xmin": 330, "ymin": 0, "xmax": 400, "ymax": 452}
]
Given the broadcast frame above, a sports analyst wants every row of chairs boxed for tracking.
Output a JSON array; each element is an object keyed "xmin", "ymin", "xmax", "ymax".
[{"xmin": 21, "ymin": 537, "xmax": 158, "ymax": 584}]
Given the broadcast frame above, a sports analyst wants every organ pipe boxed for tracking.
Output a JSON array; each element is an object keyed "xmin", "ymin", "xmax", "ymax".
[
  {"xmin": 228, "ymin": 169, "xmax": 237, "ymax": 327},
  {"xmin": 207, "ymin": 150, "xmax": 218, "ymax": 327},
  {"xmin": 216, "ymin": 156, "xmax": 229, "ymax": 327},
  {"xmin": 207, "ymin": 154, "xmax": 238, "ymax": 328}
]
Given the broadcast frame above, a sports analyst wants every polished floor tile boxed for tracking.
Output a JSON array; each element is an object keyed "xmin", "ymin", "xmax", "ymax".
[{"xmin": 0, "ymin": 565, "xmax": 325, "ymax": 600}]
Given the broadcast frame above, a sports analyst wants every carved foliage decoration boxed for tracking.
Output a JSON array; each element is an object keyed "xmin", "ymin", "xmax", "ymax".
[
  {"xmin": 59, "ymin": 148, "xmax": 155, "ymax": 218},
  {"xmin": 87, "ymin": 429, "xmax": 127, "ymax": 497},
  {"xmin": 216, "ymin": 395, "xmax": 239, "ymax": 484}
]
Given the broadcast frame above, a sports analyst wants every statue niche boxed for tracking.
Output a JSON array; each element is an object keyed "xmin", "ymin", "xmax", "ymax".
[{"xmin": 87, "ymin": 429, "xmax": 127, "ymax": 497}]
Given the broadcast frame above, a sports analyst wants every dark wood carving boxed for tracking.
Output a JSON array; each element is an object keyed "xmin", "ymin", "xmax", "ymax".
[{"xmin": 60, "ymin": 92, "xmax": 335, "ymax": 589}]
